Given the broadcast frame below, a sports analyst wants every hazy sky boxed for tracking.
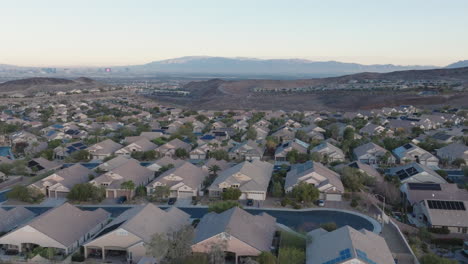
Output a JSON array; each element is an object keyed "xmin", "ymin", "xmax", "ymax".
[{"xmin": 1, "ymin": 0, "xmax": 467, "ymax": 67}]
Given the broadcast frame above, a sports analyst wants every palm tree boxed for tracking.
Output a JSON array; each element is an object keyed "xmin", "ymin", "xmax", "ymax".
[{"xmin": 208, "ymin": 165, "xmax": 221, "ymax": 176}]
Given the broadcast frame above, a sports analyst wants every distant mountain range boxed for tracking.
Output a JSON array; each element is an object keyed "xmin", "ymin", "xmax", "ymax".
[
  {"xmin": 126, "ymin": 56, "xmax": 437, "ymax": 76},
  {"xmin": 446, "ymin": 60, "xmax": 468, "ymax": 68},
  {"xmin": 1, "ymin": 56, "xmax": 468, "ymax": 77}
]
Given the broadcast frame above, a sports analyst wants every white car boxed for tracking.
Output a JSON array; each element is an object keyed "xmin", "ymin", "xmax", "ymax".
[{"xmin": 318, "ymin": 200, "xmax": 325, "ymax": 207}]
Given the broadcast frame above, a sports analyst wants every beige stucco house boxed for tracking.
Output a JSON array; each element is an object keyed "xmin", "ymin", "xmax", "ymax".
[
  {"xmin": 0, "ymin": 203, "xmax": 109, "ymax": 256},
  {"xmin": 83, "ymin": 203, "xmax": 190, "ymax": 263},
  {"xmin": 192, "ymin": 207, "xmax": 276, "ymax": 264}
]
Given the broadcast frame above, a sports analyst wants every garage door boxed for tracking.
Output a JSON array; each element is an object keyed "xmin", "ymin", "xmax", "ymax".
[
  {"xmin": 246, "ymin": 192, "xmax": 264, "ymax": 201},
  {"xmin": 325, "ymin": 193, "xmax": 342, "ymax": 201},
  {"xmin": 178, "ymin": 191, "xmax": 193, "ymax": 199},
  {"xmin": 55, "ymin": 191, "xmax": 68, "ymax": 199},
  {"xmin": 107, "ymin": 190, "xmax": 115, "ymax": 199}
]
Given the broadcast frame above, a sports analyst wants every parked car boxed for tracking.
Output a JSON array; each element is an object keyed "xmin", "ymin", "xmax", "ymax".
[
  {"xmin": 317, "ymin": 200, "xmax": 325, "ymax": 207},
  {"xmin": 247, "ymin": 199, "xmax": 254, "ymax": 206},
  {"xmin": 117, "ymin": 196, "xmax": 127, "ymax": 204},
  {"xmin": 168, "ymin": 197, "xmax": 177, "ymax": 205}
]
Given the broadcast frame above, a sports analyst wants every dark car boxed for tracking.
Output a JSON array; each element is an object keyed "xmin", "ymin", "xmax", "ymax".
[
  {"xmin": 247, "ymin": 199, "xmax": 254, "ymax": 206},
  {"xmin": 116, "ymin": 196, "xmax": 127, "ymax": 204},
  {"xmin": 168, "ymin": 197, "xmax": 177, "ymax": 205},
  {"xmin": 5, "ymin": 249, "xmax": 19, "ymax": 255}
]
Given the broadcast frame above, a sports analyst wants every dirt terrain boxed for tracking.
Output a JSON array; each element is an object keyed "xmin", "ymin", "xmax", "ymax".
[
  {"xmin": 150, "ymin": 67, "xmax": 468, "ymax": 110},
  {"xmin": 154, "ymin": 89, "xmax": 468, "ymax": 111},
  {"xmin": 0, "ymin": 77, "xmax": 106, "ymax": 95}
]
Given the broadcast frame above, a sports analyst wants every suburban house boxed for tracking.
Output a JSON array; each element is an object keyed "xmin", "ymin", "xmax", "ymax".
[
  {"xmin": 0, "ymin": 207, "xmax": 35, "ymax": 233},
  {"xmin": 201, "ymin": 158, "xmax": 231, "ymax": 174},
  {"xmin": 270, "ymin": 126, "xmax": 295, "ymax": 142},
  {"xmin": 436, "ymin": 142, "xmax": 468, "ymax": 163},
  {"xmin": 274, "ymin": 138, "xmax": 309, "ymax": 162},
  {"xmin": 27, "ymin": 157, "xmax": 61, "ymax": 175},
  {"xmin": 208, "ymin": 160, "xmax": 274, "ymax": 201},
  {"xmin": 387, "ymin": 163, "xmax": 447, "ymax": 184},
  {"xmin": 83, "ymin": 204, "xmax": 190, "ymax": 263},
  {"xmin": 413, "ymin": 199, "xmax": 468, "ymax": 234},
  {"xmin": 359, "ymin": 123, "xmax": 386, "ymax": 136},
  {"xmin": 353, "ymin": 142, "xmax": 394, "ymax": 165},
  {"xmin": 53, "ymin": 142, "xmax": 88, "ymax": 160},
  {"xmin": 0, "ymin": 203, "xmax": 109, "ymax": 256},
  {"xmin": 310, "ymin": 142, "xmax": 345, "ymax": 162},
  {"xmin": 400, "ymin": 182, "xmax": 468, "ymax": 208},
  {"xmin": 91, "ymin": 159, "xmax": 154, "ymax": 199},
  {"xmin": 190, "ymin": 143, "xmax": 217, "ymax": 160},
  {"xmin": 155, "ymin": 138, "xmax": 191, "ymax": 158},
  {"xmin": 192, "ymin": 207, "xmax": 276, "ymax": 263},
  {"xmin": 392, "ymin": 143, "xmax": 439, "ymax": 168},
  {"xmin": 285, "ymin": 161, "xmax": 344, "ymax": 201},
  {"xmin": 96, "ymin": 155, "xmax": 132, "ymax": 172},
  {"xmin": 229, "ymin": 140, "xmax": 264, "ymax": 161},
  {"xmin": 147, "ymin": 161, "xmax": 207, "ymax": 199},
  {"xmin": 87, "ymin": 139, "xmax": 123, "ymax": 160},
  {"xmin": 346, "ymin": 161, "xmax": 381, "ymax": 179},
  {"xmin": 307, "ymin": 225, "xmax": 395, "ymax": 264},
  {"xmin": 30, "ymin": 164, "xmax": 94, "ymax": 199},
  {"xmin": 115, "ymin": 138, "xmax": 157, "ymax": 156},
  {"xmin": 146, "ymin": 156, "xmax": 185, "ymax": 172}
]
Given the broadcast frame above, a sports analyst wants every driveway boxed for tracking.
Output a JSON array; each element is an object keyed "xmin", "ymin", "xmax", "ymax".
[
  {"xmin": 40, "ymin": 198, "xmax": 66, "ymax": 207},
  {"xmin": 174, "ymin": 197, "xmax": 192, "ymax": 207}
]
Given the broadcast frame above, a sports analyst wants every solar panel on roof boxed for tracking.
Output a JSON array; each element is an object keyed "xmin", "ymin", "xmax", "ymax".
[
  {"xmin": 396, "ymin": 169, "xmax": 409, "ymax": 180},
  {"xmin": 403, "ymin": 143, "xmax": 413, "ymax": 149},
  {"xmin": 405, "ymin": 167, "xmax": 419, "ymax": 176},
  {"xmin": 321, "ymin": 248, "xmax": 352, "ymax": 264},
  {"xmin": 408, "ymin": 183, "xmax": 441, "ymax": 191},
  {"xmin": 427, "ymin": 200, "xmax": 466, "ymax": 211},
  {"xmin": 356, "ymin": 249, "xmax": 378, "ymax": 264}
]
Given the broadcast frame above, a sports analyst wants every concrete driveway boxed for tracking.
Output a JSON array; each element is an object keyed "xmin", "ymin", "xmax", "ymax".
[{"xmin": 174, "ymin": 197, "xmax": 192, "ymax": 207}]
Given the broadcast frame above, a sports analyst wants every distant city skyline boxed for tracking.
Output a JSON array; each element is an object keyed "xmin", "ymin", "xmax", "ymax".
[{"xmin": 1, "ymin": 0, "xmax": 467, "ymax": 67}]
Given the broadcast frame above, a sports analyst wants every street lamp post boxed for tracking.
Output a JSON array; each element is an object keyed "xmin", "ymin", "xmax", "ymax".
[{"xmin": 374, "ymin": 194, "xmax": 386, "ymax": 229}]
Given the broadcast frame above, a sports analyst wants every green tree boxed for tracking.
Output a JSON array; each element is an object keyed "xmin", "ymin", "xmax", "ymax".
[
  {"xmin": 420, "ymin": 254, "xmax": 456, "ymax": 264},
  {"xmin": 451, "ymin": 158, "xmax": 466, "ymax": 168},
  {"xmin": 67, "ymin": 183, "xmax": 106, "ymax": 202},
  {"xmin": 278, "ymin": 247, "xmax": 305, "ymax": 264},
  {"xmin": 146, "ymin": 225, "xmax": 195, "ymax": 264},
  {"xmin": 208, "ymin": 165, "xmax": 221, "ymax": 176},
  {"xmin": 150, "ymin": 186, "xmax": 171, "ymax": 202},
  {"xmin": 341, "ymin": 167, "xmax": 375, "ymax": 192},
  {"xmin": 246, "ymin": 127, "xmax": 257, "ymax": 140},
  {"xmin": 343, "ymin": 127, "xmax": 355, "ymax": 141},
  {"xmin": 289, "ymin": 182, "xmax": 319, "ymax": 203},
  {"xmin": 208, "ymin": 150, "xmax": 230, "ymax": 161},
  {"xmin": 175, "ymin": 148, "xmax": 188, "ymax": 158},
  {"xmin": 121, "ymin": 180, "xmax": 136, "ymax": 190},
  {"xmin": 271, "ymin": 181, "xmax": 284, "ymax": 198},
  {"xmin": 222, "ymin": 187, "xmax": 242, "ymax": 200},
  {"xmin": 7, "ymin": 185, "xmax": 44, "ymax": 203},
  {"xmin": 257, "ymin": 252, "xmax": 277, "ymax": 264}
]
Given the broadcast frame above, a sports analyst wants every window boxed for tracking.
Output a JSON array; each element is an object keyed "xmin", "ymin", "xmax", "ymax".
[{"xmin": 116, "ymin": 229, "xmax": 128, "ymax": 236}]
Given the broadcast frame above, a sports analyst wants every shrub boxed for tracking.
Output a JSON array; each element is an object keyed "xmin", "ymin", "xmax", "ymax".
[
  {"xmin": 320, "ymin": 222, "xmax": 338, "ymax": 232},
  {"xmin": 430, "ymin": 238, "xmax": 463, "ymax": 246},
  {"xmin": 71, "ymin": 253, "xmax": 85, "ymax": 262},
  {"xmin": 350, "ymin": 199, "xmax": 358, "ymax": 207},
  {"xmin": 281, "ymin": 197, "xmax": 291, "ymax": 207},
  {"xmin": 428, "ymin": 226, "xmax": 450, "ymax": 234},
  {"xmin": 208, "ymin": 201, "xmax": 242, "ymax": 213}
]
